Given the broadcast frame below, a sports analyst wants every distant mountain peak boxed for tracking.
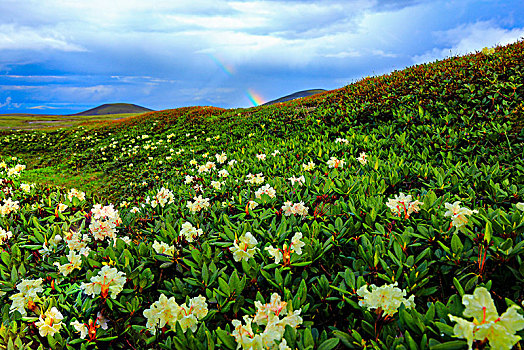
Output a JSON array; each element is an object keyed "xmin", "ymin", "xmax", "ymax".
[
  {"xmin": 262, "ymin": 89, "xmax": 326, "ymax": 105},
  {"xmin": 72, "ymin": 103, "xmax": 153, "ymax": 116}
]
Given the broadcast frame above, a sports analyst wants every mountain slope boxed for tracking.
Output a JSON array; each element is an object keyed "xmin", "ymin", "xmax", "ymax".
[
  {"xmin": 262, "ymin": 89, "xmax": 326, "ymax": 105},
  {"xmin": 73, "ymin": 103, "xmax": 152, "ymax": 116}
]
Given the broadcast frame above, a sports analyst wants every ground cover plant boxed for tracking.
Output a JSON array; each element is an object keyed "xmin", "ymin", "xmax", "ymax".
[{"xmin": 0, "ymin": 41, "xmax": 523, "ymax": 349}]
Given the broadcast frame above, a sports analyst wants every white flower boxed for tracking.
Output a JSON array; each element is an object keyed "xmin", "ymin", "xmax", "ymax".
[
  {"xmin": 35, "ymin": 307, "xmax": 63, "ymax": 337},
  {"xmin": 335, "ymin": 138, "xmax": 348, "ymax": 144},
  {"xmin": 67, "ymin": 188, "xmax": 86, "ymax": 202},
  {"xmin": 282, "ymin": 201, "xmax": 308, "ymax": 217},
  {"xmin": 288, "ymin": 175, "xmax": 305, "ymax": 186},
  {"xmin": 291, "ymin": 232, "xmax": 305, "ymax": 255},
  {"xmin": 153, "ymin": 241, "xmax": 175, "ymax": 255},
  {"xmin": 0, "ymin": 227, "xmax": 12, "ymax": 244},
  {"xmin": 245, "ymin": 173, "xmax": 265, "ymax": 185},
  {"xmin": 215, "ymin": 153, "xmax": 227, "ymax": 164},
  {"xmin": 71, "ymin": 320, "xmax": 88, "ymax": 339},
  {"xmin": 231, "ymin": 232, "xmax": 259, "ymax": 262},
  {"xmin": 211, "ymin": 181, "xmax": 223, "ymax": 190},
  {"xmin": 218, "ymin": 169, "xmax": 229, "ymax": 178},
  {"xmin": 327, "ymin": 157, "xmax": 344, "ymax": 169},
  {"xmin": 357, "ymin": 152, "xmax": 368, "ymax": 165},
  {"xmin": 81, "ymin": 266, "xmax": 126, "ymax": 299},
  {"xmin": 444, "ymin": 201, "xmax": 478, "ymax": 230},
  {"xmin": 302, "ymin": 161, "xmax": 315, "ymax": 171},
  {"xmin": 186, "ymin": 195, "xmax": 211, "ymax": 213},
  {"xmin": 357, "ymin": 282, "xmax": 415, "ymax": 317},
  {"xmin": 180, "ymin": 222, "xmax": 203, "ymax": 242},
  {"xmin": 386, "ymin": 193, "xmax": 423, "ymax": 219},
  {"xmin": 256, "ymin": 154, "xmax": 267, "ymax": 161},
  {"xmin": 255, "ymin": 184, "xmax": 276, "ymax": 199}
]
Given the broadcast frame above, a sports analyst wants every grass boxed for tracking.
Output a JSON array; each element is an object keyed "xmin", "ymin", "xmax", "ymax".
[{"xmin": 0, "ymin": 113, "xmax": 143, "ymax": 130}]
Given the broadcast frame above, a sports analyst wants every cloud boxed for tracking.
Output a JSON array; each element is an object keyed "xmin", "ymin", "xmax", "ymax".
[
  {"xmin": 413, "ymin": 21, "xmax": 524, "ymax": 64},
  {"xmin": 28, "ymin": 105, "xmax": 60, "ymax": 110},
  {"xmin": 0, "ymin": 97, "xmax": 21, "ymax": 109},
  {"xmin": 0, "ymin": 24, "xmax": 86, "ymax": 52}
]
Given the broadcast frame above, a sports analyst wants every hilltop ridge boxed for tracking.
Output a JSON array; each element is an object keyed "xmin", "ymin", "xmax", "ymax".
[{"xmin": 72, "ymin": 103, "xmax": 153, "ymax": 116}]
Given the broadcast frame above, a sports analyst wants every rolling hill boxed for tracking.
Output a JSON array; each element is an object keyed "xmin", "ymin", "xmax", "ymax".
[{"xmin": 72, "ymin": 103, "xmax": 153, "ymax": 116}]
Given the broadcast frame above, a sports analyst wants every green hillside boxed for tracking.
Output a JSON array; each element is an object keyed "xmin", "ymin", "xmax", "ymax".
[{"xmin": 0, "ymin": 41, "xmax": 523, "ymax": 349}]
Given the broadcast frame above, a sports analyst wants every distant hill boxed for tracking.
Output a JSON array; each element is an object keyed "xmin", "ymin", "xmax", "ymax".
[
  {"xmin": 262, "ymin": 89, "xmax": 326, "ymax": 105},
  {"xmin": 72, "ymin": 103, "xmax": 153, "ymax": 116}
]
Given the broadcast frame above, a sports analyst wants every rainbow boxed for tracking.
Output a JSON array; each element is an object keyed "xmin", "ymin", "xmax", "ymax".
[
  {"xmin": 246, "ymin": 88, "xmax": 264, "ymax": 106},
  {"xmin": 207, "ymin": 53, "xmax": 264, "ymax": 107},
  {"xmin": 208, "ymin": 53, "xmax": 235, "ymax": 76}
]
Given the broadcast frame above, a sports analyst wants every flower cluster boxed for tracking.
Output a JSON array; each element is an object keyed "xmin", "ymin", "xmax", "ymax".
[
  {"xmin": 67, "ymin": 188, "xmax": 86, "ymax": 202},
  {"xmin": 357, "ymin": 152, "xmax": 368, "ymax": 165},
  {"xmin": 386, "ymin": 193, "xmax": 423, "ymax": 219},
  {"xmin": 153, "ymin": 240, "xmax": 175, "ymax": 255},
  {"xmin": 327, "ymin": 156, "xmax": 344, "ymax": 169},
  {"xmin": 282, "ymin": 201, "xmax": 308, "ymax": 217},
  {"xmin": 231, "ymin": 293, "xmax": 302, "ymax": 350},
  {"xmin": 448, "ymin": 287, "xmax": 524, "ymax": 350},
  {"xmin": 89, "ymin": 204, "xmax": 122, "ymax": 241},
  {"xmin": 0, "ymin": 226, "xmax": 12, "ymax": 244},
  {"xmin": 218, "ymin": 169, "xmax": 229, "ymax": 178},
  {"xmin": 180, "ymin": 221, "xmax": 203, "ymax": 242},
  {"xmin": 256, "ymin": 153, "xmax": 266, "ymax": 161},
  {"xmin": 0, "ymin": 198, "xmax": 20, "ymax": 217},
  {"xmin": 186, "ymin": 195, "xmax": 211, "ymax": 213},
  {"xmin": 151, "ymin": 187, "xmax": 175, "ymax": 208},
  {"xmin": 54, "ymin": 250, "xmax": 82, "ymax": 276},
  {"xmin": 35, "ymin": 307, "xmax": 63, "ymax": 337},
  {"xmin": 288, "ymin": 175, "xmax": 305, "ymax": 186},
  {"xmin": 356, "ymin": 282, "xmax": 415, "ymax": 317},
  {"xmin": 10, "ymin": 278, "xmax": 44, "ymax": 316},
  {"xmin": 71, "ymin": 312, "xmax": 109, "ymax": 341},
  {"xmin": 6, "ymin": 164, "xmax": 26, "ymax": 177},
  {"xmin": 245, "ymin": 173, "xmax": 265, "ymax": 185},
  {"xmin": 255, "ymin": 184, "xmax": 276, "ymax": 199},
  {"xmin": 81, "ymin": 266, "xmax": 127, "ymax": 299},
  {"xmin": 302, "ymin": 161, "xmax": 315, "ymax": 171},
  {"xmin": 444, "ymin": 201, "xmax": 478, "ymax": 231},
  {"xmin": 144, "ymin": 294, "xmax": 208, "ymax": 334},
  {"xmin": 231, "ymin": 232, "xmax": 259, "ymax": 262},
  {"xmin": 64, "ymin": 230, "xmax": 91, "ymax": 256},
  {"xmin": 215, "ymin": 152, "xmax": 227, "ymax": 163},
  {"xmin": 265, "ymin": 232, "xmax": 305, "ymax": 265}
]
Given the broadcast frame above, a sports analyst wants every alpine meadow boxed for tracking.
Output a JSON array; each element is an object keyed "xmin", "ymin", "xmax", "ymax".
[{"xmin": 1, "ymin": 40, "xmax": 524, "ymax": 350}]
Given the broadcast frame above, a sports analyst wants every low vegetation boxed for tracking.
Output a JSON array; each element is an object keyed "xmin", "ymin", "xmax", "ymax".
[{"xmin": 0, "ymin": 41, "xmax": 523, "ymax": 349}]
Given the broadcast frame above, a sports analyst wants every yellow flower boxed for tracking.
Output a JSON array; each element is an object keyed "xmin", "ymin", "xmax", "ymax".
[{"xmin": 448, "ymin": 287, "xmax": 524, "ymax": 350}]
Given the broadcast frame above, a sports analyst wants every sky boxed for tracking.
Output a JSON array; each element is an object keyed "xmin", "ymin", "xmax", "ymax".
[{"xmin": 0, "ymin": 0, "xmax": 523, "ymax": 114}]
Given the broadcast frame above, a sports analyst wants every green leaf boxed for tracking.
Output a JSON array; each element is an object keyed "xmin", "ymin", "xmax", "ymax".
[
  {"xmin": 484, "ymin": 220, "xmax": 492, "ymax": 244},
  {"xmin": 429, "ymin": 340, "xmax": 468, "ymax": 350},
  {"xmin": 317, "ymin": 338, "xmax": 339, "ymax": 350},
  {"xmin": 215, "ymin": 329, "xmax": 236, "ymax": 350},
  {"xmin": 450, "ymin": 234, "xmax": 463, "ymax": 254}
]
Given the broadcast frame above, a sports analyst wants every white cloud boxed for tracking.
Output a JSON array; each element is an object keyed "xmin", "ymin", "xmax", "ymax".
[
  {"xmin": 413, "ymin": 21, "xmax": 524, "ymax": 64},
  {"xmin": 0, "ymin": 97, "xmax": 21, "ymax": 109},
  {"xmin": 0, "ymin": 24, "xmax": 86, "ymax": 52}
]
